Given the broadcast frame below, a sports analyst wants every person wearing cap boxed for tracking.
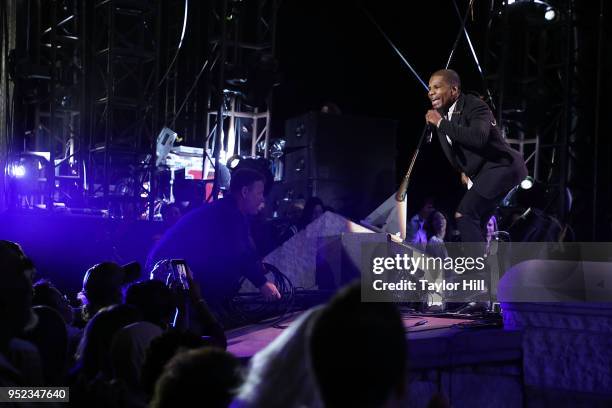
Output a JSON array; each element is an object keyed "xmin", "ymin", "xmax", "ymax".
[
  {"xmin": 146, "ymin": 168, "xmax": 281, "ymax": 325},
  {"xmin": 75, "ymin": 261, "xmax": 141, "ymax": 328}
]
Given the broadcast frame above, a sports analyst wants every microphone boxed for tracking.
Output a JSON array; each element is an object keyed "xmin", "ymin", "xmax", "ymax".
[
  {"xmin": 426, "ymin": 123, "xmax": 435, "ymax": 144},
  {"xmin": 426, "ymin": 108, "xmax": 444, "ymax": 144}
]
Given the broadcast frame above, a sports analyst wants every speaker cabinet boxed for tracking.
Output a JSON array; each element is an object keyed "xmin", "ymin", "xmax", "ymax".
[{"xmin": 272, "ymin": 112, "xmax": 397, "ymax": 219}]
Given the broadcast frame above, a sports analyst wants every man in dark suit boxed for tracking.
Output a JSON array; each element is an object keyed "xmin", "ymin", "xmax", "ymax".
[
  {"xmin": 425, "ymin": 69, "xmax": 527, "ymax": 244},
  {"xmin": 146, "ymin": 168, "xmax": 281, "ymax": 325}
]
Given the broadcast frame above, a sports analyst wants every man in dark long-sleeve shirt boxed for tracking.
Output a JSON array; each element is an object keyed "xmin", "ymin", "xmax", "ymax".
[
  {"xmin": 425, "ymin": 69, "xmax": 527, "ymax": 244},
  {"xmin": 146, "ymin": 169, "xmax": 281, "ymax": 310}
]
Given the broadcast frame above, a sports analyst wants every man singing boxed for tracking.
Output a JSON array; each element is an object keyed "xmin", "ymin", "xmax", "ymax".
[{"xmin": 425, "ymin": 69, "xmax": 527, "ymax": 244}]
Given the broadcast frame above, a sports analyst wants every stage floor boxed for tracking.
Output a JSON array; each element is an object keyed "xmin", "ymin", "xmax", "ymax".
[
  {"xmin": 226, "ymin": 310, "xmax": 525, "ymax": 407},
  {"xmin": 227, "ymin": 311, "xmax": 489, "ymax": 359}
]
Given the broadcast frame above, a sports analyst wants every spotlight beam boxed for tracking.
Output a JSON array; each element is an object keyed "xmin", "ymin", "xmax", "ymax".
[
  {"xmin": 447, "ymin": 0, "xmax": 496, "ymax": 109},
  {"xmin": 360, "ymin": 7, "xmax": 429, "ymax": 92}
]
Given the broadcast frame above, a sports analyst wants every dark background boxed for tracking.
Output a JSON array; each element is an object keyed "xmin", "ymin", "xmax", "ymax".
[
  {"xmin": 2, "ymin": 0, "xmax": 611, "ymax": 238},
  {"xmin": 269, "ymin": 0, "xmax": 611, "ymax": 237},
  {"xmin": 272, "ymin": 0, "xmax": 491, "ymax": 218}
]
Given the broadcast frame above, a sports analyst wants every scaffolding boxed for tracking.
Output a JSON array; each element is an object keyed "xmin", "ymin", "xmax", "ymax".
[
  {"xmin": 11, "ymin": 0, "xmax": 241, "ymax": 216},
  {"xmin": 484, "ymin": 0, "xmax": 577, "ymax": 221},
  {"xmin": 0, "ymin": 0, "xmax": 18, "ymax": 211},
  {"xmin": 11, "ymin": 0, "xmax": 85, "ymax": 208},
  {"xmin": 84, "ymin": 0, "xmax": 160, "ymax": 214},
  {"xmin": 156, "ymin": 0, "xmax": 208, "ymax": 146},
  {"xmin": 204, "ymin": 0, "xmax": 279, "ymax": 199}
]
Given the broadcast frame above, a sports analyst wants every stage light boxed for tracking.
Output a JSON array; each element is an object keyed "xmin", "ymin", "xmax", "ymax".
[
  {"xmin": 141, "ymin": 181, "xmax": 150, "ymax": 199},
  {"xmin": 7, "ymin": 153, "xmax": 52, "ymax": 200},
  {"xmin": 11, "ymin": 164, "xmax": 26, "ymax": 178},
  {"xmin": 520, "ymin": 177, "xmax": 534, "ymax": 190},
  {"xmin": 517, "ymin": 178, "xmax": 547, "ymax": 210},
  {"xmin": 156, "ymin": 127, "xmax": 178, "ymax": 167},
  {"xmin": 7, "ymin": 153, "xmax": 49, "ymax": 181},
  {"xmin": 505, "ymin": 0, "xmax": 557, "ymax": 23},
  {"xmin": 227, "ymin": 155, "xmax": 242, "ymax": 170},
  {"xmin": 256, "ymin": 140, "xmax": 267, "ymax": 155},
  {"xmin": 501, "ymin": 176, "xmax": 546, "ymax": 209},
  {"xmin": 269, "ymin": 139, "xmax": 286, "ymax": 159}
]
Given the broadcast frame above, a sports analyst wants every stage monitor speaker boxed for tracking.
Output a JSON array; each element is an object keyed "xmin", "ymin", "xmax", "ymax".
[
  {"xmin": 276, "ymin": 112, "xmax": 397, "ymax": 219},
  {"xmin": 251, "ymin": 211, "xmax": 375, "ymax": 292}
]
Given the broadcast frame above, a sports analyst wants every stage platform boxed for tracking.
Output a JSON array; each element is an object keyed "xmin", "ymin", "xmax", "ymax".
[
  {"xmin": 227, "ymin": 307, "xmax": 612, "ymax": 407},
  {"xmin": 227, "ymin": 312, "xmax": 488, "ymax": 358},
  {"xmin": 227, "ymin": 311, "xmax": 525, "ymax": 408}
]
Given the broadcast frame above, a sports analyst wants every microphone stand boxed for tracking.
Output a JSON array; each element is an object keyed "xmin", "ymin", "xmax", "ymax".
[
  {"xmin": 395, "ymin": 124, "xmax": 430, "ymax": 202},
  {"xmin": 394, "ymin": 124, "xmax": 430, "ymax": 240}
]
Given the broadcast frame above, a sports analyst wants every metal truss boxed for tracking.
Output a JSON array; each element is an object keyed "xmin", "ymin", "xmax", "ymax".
[
  {"xmin": 484, "ymin": 0, "xmax": 577, "ymax": 221},
  {"xmin": 205, "ymin": 0, "xmax": 280, "ymax": 198},
  {"xmin": 156, "ymin": 0, "xmax": 208, "ymax": 147},
  {"xmin": 12, "ymin": 0, "xmax": 84, "ymax": 208},
  {"xmin": 0, "ymin": 0, "xmax": 17, "ymax": 211},
  {"xmin": 85, "ymin": 0, "xmax": 160, "ymax": 212}
]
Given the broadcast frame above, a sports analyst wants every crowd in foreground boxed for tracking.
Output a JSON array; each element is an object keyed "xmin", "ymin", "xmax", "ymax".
[{"xmin": 0, "ymin": 239, "xmax": 456, "ymax": 408}]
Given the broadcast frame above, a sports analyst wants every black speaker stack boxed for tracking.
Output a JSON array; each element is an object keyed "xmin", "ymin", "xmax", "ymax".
[{"xmin": 268, "ymin": 112, "xmax": 398, "ymax": 220}]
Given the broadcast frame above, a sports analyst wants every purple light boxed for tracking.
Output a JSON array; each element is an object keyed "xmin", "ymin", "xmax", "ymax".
[{"xmin": 12, "ymin": 164, "xmax": 26, "ymax": 178}]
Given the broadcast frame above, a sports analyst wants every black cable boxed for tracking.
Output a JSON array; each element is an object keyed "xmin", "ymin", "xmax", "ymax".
[
  {"xmin": 445, "ymin": 0, "xmax": 473, "ymax": 69},
  {"xmin": 156, "ymin": 0, "xmax": 189, "ymax": 91},
  {"xmin": 267, "ymin": 267, "xmax": 298, "ymax": 328},
  {"xmin": 230, "ymin": 262, "xmax": 297, "ymax": 327},
  {"xmin": 169, "ymin": 51, "xmax": 218, "ymax": 129},
  {"xmin": 143, "ymin": 0, "xmax": 189, "ymax": 113},
  {"xmin": 448, "ymin": 0, "xmax": 496, "ymax": 109}
]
